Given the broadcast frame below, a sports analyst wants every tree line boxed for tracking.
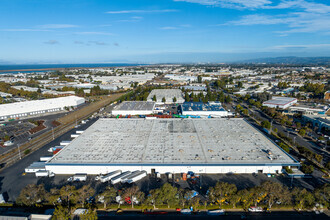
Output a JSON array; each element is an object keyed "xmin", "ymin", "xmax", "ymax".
[{"xmin": 15, "ymin": 181, "xmax": 329, "ymax": 217}]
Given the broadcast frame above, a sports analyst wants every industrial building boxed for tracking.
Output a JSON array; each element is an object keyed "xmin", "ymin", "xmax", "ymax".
[
  {"xmin": 262, "ymin": 96, "xmax": 297, "ymax": 109},
  {"xmin": 0, "ymin": 96, "xmax": 85, "ymax": 120},
  {"xmin": 112, "ymin": 101, "xmax": 156, "ymax": 115},
  {"xmin": 147, "ymin": 89, "xmax": 184, "ymax": 104},
  {"xmin": 178, "ymin": 102, "xmax": 232, "ymax": 117},
  {"xmin": 45, "ymin": 118, "xmax": 299, "ymax": 175}
]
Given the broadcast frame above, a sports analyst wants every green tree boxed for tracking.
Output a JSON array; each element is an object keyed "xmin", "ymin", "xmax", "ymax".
[
  {"xmin": 197, "ymin": 75, "xmax": 202, "ymax": 83},
  {"xmin": 77, "ymin": 185, "xmax": 95, "ymax": 207},
  {"xmin": 52, "ymin": 205, "xmax": 71, "ymax": 220},
  {"xmin": 80, "ymin": 207, "xmax": 98, "ymax": 220},
  {"xmin": 313, "ymin": 184, "xmax": 330, "ymax": 209},
  {"xmin": 173, "ymin": 97, "xmax": 177, "ymax": 103},
  {"xmin": 47, "ymin": 188, "xmax": 61, "ymax": 207},
  {"xmin": 162, "ymin": 97, "xmax": 166, "ymax": 103},
  {"xmin": 98, "ymin": 186, "xmax": 117, "ymax": 209},
  {"xmin": 146, "ymin": 188, "xmax": 161, "ymax": 209},
  {"xmin": 159, "ymin": 183, "xmax": 178, "ymax": 208},
  {"xmin": 301, "ymin": 164, "xmax": 314, "ymax": 174},
  {"xmin": 299, "ymin": 129, "xmax": 306, "ymax": 136},
  {"xmin": 261, "ymin": 120, "xmax": 271, "ymax": 130},
  {"xmin": 208, "ymin": 182, "xmax": 237, "ymax": 208},
  {"xmin": 184, "ymin": 92, "xmax": 190, "ymax": 102},
  {"xmin": 16, "ymin": 184, "xmax": 47, "ymax": 206},
  {"xmin": 152, "ymin": 95, "xmax": 157, "ymax": 102},
  {"xmin": 122, "ymin": 186, "xmax": 144, "ymax": 208},
  {"xmin": 60, "ymin": 185, "xmax": 78, "ymax": 207},
  {"xmin": 292, "ymin": 188, "xmax": 315, "ymax": 210},
  {"xmin": 260, "ymin": 181, "xmax": 291, "ymax": 211}
]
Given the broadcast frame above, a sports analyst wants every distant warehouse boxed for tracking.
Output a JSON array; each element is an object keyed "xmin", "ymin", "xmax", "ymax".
[
  {"xmin": 112, "ymin": 101, "xmax": 156, "ymax": 116},
  {"xmin": 262, "ymin": 96, "xmax": 297, "ymax": 109},
  {"xmin": 45, "ymin": 118, "xmax": 299, "ymax": 175},
  {"xmin": 147, "ymin": 89, "xmax": 184, "ymax": 105},
  {"xmin": 0, "ymin": 96, "xmax": 85, "ymax": 120},
  {"xmin": 178, "ymin": 102, "xmax": 233, "ymax": 117}
]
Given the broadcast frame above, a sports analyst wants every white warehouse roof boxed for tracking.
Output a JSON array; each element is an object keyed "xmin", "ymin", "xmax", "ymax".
[
  {"xmin": 112, "ymin": 101, "xmax": 155, "ymax": 115},
  {"xmin": 0, "ymin": 96, "xmax": 85, "ymax": 118},
  {"xmin": 147, "ymin": 89, "xmax": 184, "ymax": 104},
  {"xmin": 263, "ymin": 96, "xmax": 297, "ymax": 109},
  {"xmin": 48, "ymin": 118, "xmax": 297, "ymax": 166}
]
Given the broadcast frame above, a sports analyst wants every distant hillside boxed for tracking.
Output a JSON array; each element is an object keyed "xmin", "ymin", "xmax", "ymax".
[{"xmin": 239, "ymin": 57, "xmax": 330, "ymax": 65}]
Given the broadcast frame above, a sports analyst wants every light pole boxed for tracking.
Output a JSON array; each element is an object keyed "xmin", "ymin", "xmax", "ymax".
[
  {"xmin": 270, "ymin": 120, "xmax": 273, "ymax": 133},
  {"xmin": 293, "ymin": 136, "xmax": 296, "ymax": 144},
  {"xmin": 17, "ymin": 144, "xmax": 21, "ymax": 159}
]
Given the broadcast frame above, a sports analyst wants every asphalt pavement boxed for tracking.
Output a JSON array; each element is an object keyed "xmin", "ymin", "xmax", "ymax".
[{"xmin": 0, "ymin": 118, "xmax": 98, "ymax": 202}]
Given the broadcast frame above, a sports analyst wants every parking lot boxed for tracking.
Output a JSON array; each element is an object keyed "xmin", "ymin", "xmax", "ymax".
[
  {"xmin": 0, "ymin": 117, "xmax": 98, "ymax": 202},
  {"xmin": 0, "ymin": 112, "xmax": 69, "ymax": 155}
]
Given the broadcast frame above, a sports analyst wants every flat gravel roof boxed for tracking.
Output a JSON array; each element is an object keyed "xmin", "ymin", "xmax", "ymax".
[
  {"xmin": 48, "ymin": 118, "xmax": 297, "ymax": 165},
  {"xmin": 113, "ymin": 101, "xmax": 155, "ymax": 111}
]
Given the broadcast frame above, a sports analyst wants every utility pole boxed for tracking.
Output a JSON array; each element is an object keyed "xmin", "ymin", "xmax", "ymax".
[{"xmin": 17, "ymin": 144, "xmax": 21, "ymax": 159}]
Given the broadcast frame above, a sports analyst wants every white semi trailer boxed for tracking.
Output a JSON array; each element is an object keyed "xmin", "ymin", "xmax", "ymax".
[
  {"xmin": 100, "ymin": 170, "xmax": 122, "ymax": 183},
  {"xmin": 35, "ymin": 170, "xmax": 55, "ymax": 177},
  {"xmin": 126, "ymin": 171, "xmax": 147, "ymax": 184},
  {"xmin": 111, "ymin": 171, "xmax": 131, "ymax": 185},
  {"xmin": 120, "ymin": 171, "xmax": 140, "ymax": 183}
]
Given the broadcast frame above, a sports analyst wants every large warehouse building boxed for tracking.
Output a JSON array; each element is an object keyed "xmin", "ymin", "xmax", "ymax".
[
  {"xmin": 262, "ymin": 96, "xmax": 297, "ymax": 109},
  {"xmin": 178, "ymin": 102, "xmax": 233, "ymax": 117},
  {"xmin": 45, "ymin": 118, "xmax": 299, "ymax": 175},
  {"xmin": 112, "ymin": 101, "xmax": 156, "ymax": 115},
  {"xmin": 147, "ymin": 89, "xmax": 184, "ymax": 105},
  {"xmin": 0, "ymin": 96, "xmax": 85, "ymax": 120}
]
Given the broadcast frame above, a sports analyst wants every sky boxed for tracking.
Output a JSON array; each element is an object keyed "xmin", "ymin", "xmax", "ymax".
[{"xmin": 1, "ymin": 0, "xmax": 330, "ymax": 64}]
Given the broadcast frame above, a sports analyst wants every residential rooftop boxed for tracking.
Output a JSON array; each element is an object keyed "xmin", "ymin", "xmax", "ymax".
[{"xmin": 48, "ymin": 118, "xmax": 297, "ymax": 165}]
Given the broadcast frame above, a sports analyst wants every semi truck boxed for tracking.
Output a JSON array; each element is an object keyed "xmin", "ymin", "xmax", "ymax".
[
  {"xmin": 40, "ymin": 156, "xmax": 52, "ymax": 162},
  {"xmin": 60, "ymin": 141, "xmax": 71, "ymax": 146},
  {"xmin": 35, "ymin": 170, "xmax": 55, "ymax": 177},
  {"xmin": 111, "ymin": 171, "xmax": 131, "ymax": 185},
  {"xmin": 68, "ymin": 173, "xmax": 87, "ymax": 182},
  {"xmin": 71, "ymin": 134, "xmax": 80, "ymax": 138}
]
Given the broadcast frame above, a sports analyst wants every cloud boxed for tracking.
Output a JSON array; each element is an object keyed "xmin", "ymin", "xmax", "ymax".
[
  {"xmin": 2, "ymin": 28, "xmax": 51, "ymax": 32},
  {"xmin": 44, "ymin": 40, "xmax": 59, "ymax": 45},
  {"xmin": 74, "ymin": 41, "xmax": 85, "ymax": 45},
  {"xmin": 116, "ymin": 16, "xmax": 143, "ymax": 22},
  {"xmin": 173, "ymin": 0, "xmax": 272, "ymax": 9},
  {"xmin": 88, "ymin": 41, "xmax": 107, "ymax": 46},
  {"xmin": 2, "ymin": 24, "xmax": 78, "ymax": 32},
  {"xmin": 160, "ymin": 26, "xmax": 179, "ymax": 30},
  {"xmin": 225, "ymin": 14, "xmax": 289, "ymax": 26},
  {"xmin": 106, "ymin": 9, "xmax": 178, "ymax": 14},
  {"xmin": 114, "ymin": 43, "xmax": 119, "ymax": 46},
  {"xmin": 75, "ymin": 32, "xmax": 113, "ymax": 36},
  {"xmin": 219, "ymin": 0, "xmax": 330, "ymax": 34},
  {"xmin": 272, "ymin": 44, "xmax": 330, "ymax": 50},
  {"xmin": 37, "ymin": 24, "xmax": 79, "ymax": 29}
]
